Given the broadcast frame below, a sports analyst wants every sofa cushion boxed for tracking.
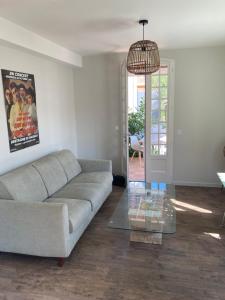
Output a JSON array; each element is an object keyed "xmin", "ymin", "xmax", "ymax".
[
  {"xmin": 52, "ymin": 150, "xmax": 81, "ymax": 181},
  {"xmin": 52, "ymin": 182, "xmax": 106, "ymax": 212},
  {"xmin": 32, "ymin": 155, "xmax": 67, "ymax": 196},
  {"xmin": 0, "ymin": 165, "xmax": 48, "ymax": 202},
  {"xmin": 71, "ymin": 171, "xmax": 112, "ymax": 186},
  {"xmin": 46, "ymin": 198, "xmax": 92, "ymax": 234}
]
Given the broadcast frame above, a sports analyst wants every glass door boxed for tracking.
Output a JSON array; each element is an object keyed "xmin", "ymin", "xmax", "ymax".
[{"xmin": 145, "ymin": 60, "xmax": 174, "ymax": 183}]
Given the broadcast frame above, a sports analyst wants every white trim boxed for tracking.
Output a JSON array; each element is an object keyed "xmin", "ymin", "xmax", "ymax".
[
  {"xmin": 120, "ymin": 60, "xmax": 129, "ymax": 179},
  {"xmin": 173, "ymin": 180, "xmax": 221, "ymax": 188},
  {"xmin": 167, "ymin": 58, "xmax": 175, "ymax": 183},
  {"xmin": 0, "ymin": 17, "xmax": 82, "ymax": 67}
]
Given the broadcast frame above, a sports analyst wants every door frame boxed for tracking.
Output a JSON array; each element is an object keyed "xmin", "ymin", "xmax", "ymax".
[
  {"xmin": 121, "ymin": 59, "xmax": 129, "ymax": 180},
  {"xmin": 121, "ymin": 58, "xmax": 175, "ymax": 183}
]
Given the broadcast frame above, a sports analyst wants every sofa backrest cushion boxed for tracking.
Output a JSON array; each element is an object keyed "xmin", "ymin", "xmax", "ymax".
[
  {"xmin": 32, "ymin": 155, "xmax": 67, "ymax": 196},
  {"xmin": 0, "ymin": 181, "xmax": 13, "ymax": 200},
  {"xmin": 52, "ymin": 150, "xmax": 81, "ymax": 181},
  {"xmin": 0, "ymin": 165, "xmax": 48, "ymax": 202}
]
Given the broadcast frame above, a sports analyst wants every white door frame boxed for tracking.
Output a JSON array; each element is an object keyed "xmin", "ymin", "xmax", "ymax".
[
  {"xmin": 121, "ymin": 60, "xmax": 128, "ymax": 180},
  {"xmin": 145, "ymin": 58, "xmax": 175, "ymax": 183},
  {"xmin": 121, "ymin": 58, "xmax": 175, "ymax": 183}
]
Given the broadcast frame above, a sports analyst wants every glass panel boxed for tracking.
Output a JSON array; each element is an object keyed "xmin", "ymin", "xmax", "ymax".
[
  {"xmin": 152, "ymin": 100, "xmax": 160, "ymax": 110},
  {"xmin": 151, "ymin": 134, "xmax": 159, "ymax": 145},
  {"xmin": 160, "ymin": 87, "xmax": 168, "ymax": 99},
  {"xmin": 160, "ymin": 75, "xmax": 168, "ymax": 87},
  {"xmin": 159, "ymin": 145, "xmax": 167, "ymax": 155},
  {"xmin": 151, "ymin": 75, "xmax": 159, "ymax": 87},
  {"xmin": 160, "ymin": 99, "xmax": 168, "ymax": 110},
  {"xmin": 151, "ymin": 88, "xmax": 159, "ymax": 99},
  {"xmin": 159, "ymin": 134, "xmax": 167, "ymax": 144},
  {"xmin": 160, "ymin": 66, "xmax": 168, "ymax": 75},
  {"xmin": 160, "ymin": 111, "xmax": 167, "ymax": 122},
  {"xmin": 151, "ymin": 124, "xmax": 159, "ymax": 133},
  {"xmin": 159, "ymin": 123, "xmax": 167, "ymax": 133},
  {"xmin": 151, "ymin": 110, "xmax": 159, "ymax": 123},
  {"xmin": 151, "ymin": 145, "xmax": 159, "ymax": 155}
]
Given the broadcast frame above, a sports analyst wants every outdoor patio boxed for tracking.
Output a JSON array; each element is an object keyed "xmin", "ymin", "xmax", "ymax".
[{"xmin": 128, "ymin": 156, "xmax": 144, "ymax": 181}]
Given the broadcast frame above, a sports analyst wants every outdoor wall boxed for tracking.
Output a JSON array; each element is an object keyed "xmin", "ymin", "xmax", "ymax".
[
  {"xmin": 0, "ymin": 43, "xmax": 78, "ymax": 174},
  {"xmin": 75, "ymin": 46, "xmax": 225, "ymax": 186}
]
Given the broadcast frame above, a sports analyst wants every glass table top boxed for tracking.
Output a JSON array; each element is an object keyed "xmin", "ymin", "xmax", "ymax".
[{"xmin": 108, "ymin": 181, "xmax": 176, "ymax": 234}]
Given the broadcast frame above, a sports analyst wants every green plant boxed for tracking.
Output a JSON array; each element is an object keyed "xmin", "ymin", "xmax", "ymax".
[
  {"xmin": 128, "ymin": 99, "xmax": 145, "ymax": 157},
  {"xmin": 128, "ymin": 98, "xmax": 145, "ymax": 136}
]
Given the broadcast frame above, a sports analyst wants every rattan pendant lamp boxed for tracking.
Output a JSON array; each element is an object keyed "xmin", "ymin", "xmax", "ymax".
[{"xmin": 127, "ymin": 19, "xmax": 160, "ymax": 75}]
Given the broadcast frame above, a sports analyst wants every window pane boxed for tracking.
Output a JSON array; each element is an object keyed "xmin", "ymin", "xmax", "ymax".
[
  {"xmin": 160, "ymin": 99, "xmax": 168, "ymax": 110},
  {"xmin": 160, "ymin": 110, "xmax": 167, "ymax": 122},
  {"xmin": 160, "ymin": 75, "xmax": 168, "ymax": 87},
  {"xmin": 159, "ymin": 145, "xmax": 167, "ymax": 155},
  {"xmin": 151, "ymin": 76, "xmax": 159, "ymax": 87},
  {"xmin": 151, "ymin": 88, "xmax": 159, "ymax": 99},
  {"xmin": 159, "ymin": 123, "xmax": 167, "ymax": 133},
  {"xmin": 152, "ymin": 100, "xmax": 160, "ymax": 110},
  {"xmin": 151, "ymin": 124, "xmax": 159, "ymax": 133},
  {"xmin": 160, "ymin": 87, "xmax": 167, "ymax": 99},
  {"xmin": 159, "ymin": 134, "xmax": 167, "ymax": 144},
  {"xmin": 151, "ymin": 110, "xmax": 159, "ymax": 123},
  {"xmin": 151, "ymin": 145, "xmax": 159, "ymax": 155},
  {"xmin": 151, "ymin": 134, "xmax": 159, "ymax": 145}
]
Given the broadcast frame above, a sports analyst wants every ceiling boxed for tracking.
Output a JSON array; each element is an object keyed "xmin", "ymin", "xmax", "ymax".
[{"xmin": 0, "ymin": 0, "xmax": 225, "ymax": 56}]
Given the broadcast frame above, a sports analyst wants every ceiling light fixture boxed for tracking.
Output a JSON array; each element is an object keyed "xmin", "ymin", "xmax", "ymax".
[{"xmin": 127, "ymin": 19, "xmax": 160, "ymax": 75}]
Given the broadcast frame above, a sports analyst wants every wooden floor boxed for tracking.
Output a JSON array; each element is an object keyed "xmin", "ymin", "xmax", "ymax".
[{"xmin": 0, "ymin": 186, "xmax": 225, "ymax": 300}]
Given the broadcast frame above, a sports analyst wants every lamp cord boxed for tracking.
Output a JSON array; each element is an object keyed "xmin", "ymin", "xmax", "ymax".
[{"xmin": 143, "ymin": 23, "xmax": 145, "ymax": 41}]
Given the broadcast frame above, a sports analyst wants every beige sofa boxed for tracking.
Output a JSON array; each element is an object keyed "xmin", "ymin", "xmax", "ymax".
[{"xmin": 0, "ymin": 150, "xmax": 112, "ymax": 265}]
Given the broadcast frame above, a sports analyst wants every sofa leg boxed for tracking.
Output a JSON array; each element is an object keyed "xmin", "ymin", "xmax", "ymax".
[{"xmin": 57, "ymin": 257, "xmax": 65, "ymax": 267}]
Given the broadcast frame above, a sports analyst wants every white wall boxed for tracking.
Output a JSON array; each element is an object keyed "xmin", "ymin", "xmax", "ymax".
[
  {"xmin": 75, "ymin": 47, "xmax": 225, "ymax": 186},
  {"xmin": 160, "ymin": 47, "xmax": 225, "ymax": 186},
  {"xmin": 75, "ymin": 54, "xmax": 123, "ymax": 173},
  {"xmin": 0, "ymin": 43, "xmax": 78, "ymax": 174}
]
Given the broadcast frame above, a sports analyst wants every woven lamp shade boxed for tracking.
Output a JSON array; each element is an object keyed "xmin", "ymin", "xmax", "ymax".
[{"xmin": 127, "ymin": 40, "xmax": 160, "ymax": 75}]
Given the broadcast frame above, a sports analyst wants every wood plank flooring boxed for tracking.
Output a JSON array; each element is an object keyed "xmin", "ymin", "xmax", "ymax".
[{"xmin": 0, "ymin": 186, "xmax": 225, "ymax": 300}]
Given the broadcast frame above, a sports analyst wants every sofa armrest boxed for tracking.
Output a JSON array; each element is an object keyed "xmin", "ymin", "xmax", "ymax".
[
  {"xmin": 78, "ymin": 159, "xmax": 112, "ymax": 173},
  {"xmin": 0, "ymin": 200, "xmax": 70, "ymax": 257}
]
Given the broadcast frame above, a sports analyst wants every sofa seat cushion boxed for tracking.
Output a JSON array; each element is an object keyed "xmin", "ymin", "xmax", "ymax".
[
  {"xmin": 0, "ymin": 165, "xmax": 48, "ymax": 202},
  {"xmin": 32, "ymin": 155, "xmax": 67, "ymax": 196},
  {"xmin": 46, "ymin": 198, "xmax": 92, "ymax": 234},
  {"xmin": 52, "ymin": 150, "xmax": 81, "ymax": 181},
  {"xmin": 70, "ymin": 171, "xmax": 113, "ymax": 187},
  {"xmin": 52, "ymin": 182, "xmax": 106, "ymax": 212}
]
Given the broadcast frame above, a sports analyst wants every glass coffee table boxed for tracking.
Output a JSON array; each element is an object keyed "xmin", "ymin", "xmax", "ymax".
[{"xmin": 108, "ymin": 181, "xmax": 176, "ymax": 244}]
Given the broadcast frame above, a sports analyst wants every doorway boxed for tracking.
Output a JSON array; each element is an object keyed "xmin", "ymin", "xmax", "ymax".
[
  {"xmin": 121, "ymin": 59, "xmax": 174, "ymax": 184},
  {"xmin": 128, "ymin": 75, "xmax": 145, "ymax": 181}
]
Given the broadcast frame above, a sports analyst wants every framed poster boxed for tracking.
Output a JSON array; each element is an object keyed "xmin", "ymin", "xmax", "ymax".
[{"xmin": 1, "ymin": 69, "xmax": 40, "ymax": 152}]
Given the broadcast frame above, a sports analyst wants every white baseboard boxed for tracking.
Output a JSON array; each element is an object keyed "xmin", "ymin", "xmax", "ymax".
[{"xmin": 173, "ymin": 180, "xmax": 221, "ymax": 188}]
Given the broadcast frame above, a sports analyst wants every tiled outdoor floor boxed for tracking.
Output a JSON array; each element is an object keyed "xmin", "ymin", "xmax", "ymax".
[{"xmin": 128, "ymin": 157, "xmax": 144, "ymax": 181}]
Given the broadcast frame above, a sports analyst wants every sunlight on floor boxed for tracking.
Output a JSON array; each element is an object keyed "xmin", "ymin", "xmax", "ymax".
[
  {"xmin": 171, "ymin": 199, "xmax": 212, "ymax": 214},
  {"xmin": 204, "ymin": 232, "xmax": 221, "ymax": 240}
]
